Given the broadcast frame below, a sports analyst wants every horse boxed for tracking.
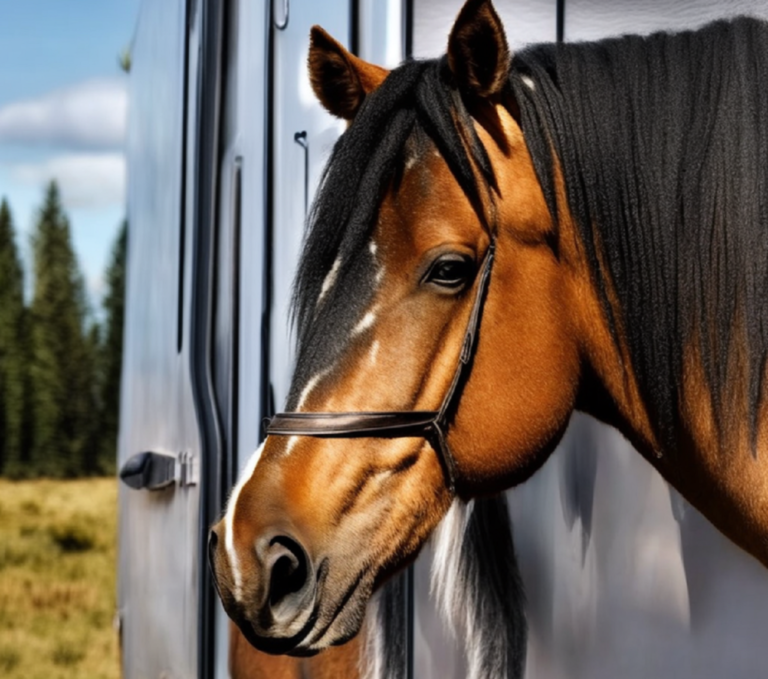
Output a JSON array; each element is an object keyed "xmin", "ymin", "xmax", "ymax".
[{"xmin": 210, "ymin": 0, "xmax": 768, "ymax": 676}]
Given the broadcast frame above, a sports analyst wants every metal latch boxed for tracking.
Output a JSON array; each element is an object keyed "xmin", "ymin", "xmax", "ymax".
[
  {"xmin": 177, "ymin": 450, "xmax": 198, "ymax": 487},
  {"xmin": 119, "ymin": 451, "xmax": 198, "ymax": 491}
]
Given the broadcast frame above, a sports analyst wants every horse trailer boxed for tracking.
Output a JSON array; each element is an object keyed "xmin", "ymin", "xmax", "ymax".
[{"xmin": 119, "ymin": 1, "xmax": 768, "ymax": 677}]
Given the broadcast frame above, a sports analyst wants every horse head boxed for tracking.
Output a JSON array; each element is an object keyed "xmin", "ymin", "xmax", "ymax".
[{"xmin": 210, "ymin": 0, "xmax": 618, "ymax": 656}]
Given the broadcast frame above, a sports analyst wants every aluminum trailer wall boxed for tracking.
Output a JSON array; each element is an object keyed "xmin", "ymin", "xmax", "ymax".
[
  {"xmin": 120, "ymin": 2, "xmax": 768, "ymax": 678},
  {"xmin": 119, "ymin": 1, "xmax": 202, "ymax": 676}
]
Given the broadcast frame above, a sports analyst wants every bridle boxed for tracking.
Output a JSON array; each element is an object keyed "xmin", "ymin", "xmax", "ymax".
[{"xmin": 266, "ymin": 238, "xmax": 496, "ymax": 495}]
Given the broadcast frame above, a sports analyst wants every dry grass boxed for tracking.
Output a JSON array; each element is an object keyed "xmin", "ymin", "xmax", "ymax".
[{"xmin": 0, "ymin": 478, "xmax": 118, "ymax": 679}]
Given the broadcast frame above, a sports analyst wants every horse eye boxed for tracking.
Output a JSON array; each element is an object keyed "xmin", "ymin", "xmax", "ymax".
[{"xmin": 423, "ymin": 255, "xmax": 474, "ymax": 290}]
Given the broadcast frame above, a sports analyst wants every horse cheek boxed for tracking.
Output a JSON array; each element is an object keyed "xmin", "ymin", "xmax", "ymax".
[{"xmin": 456, "ymin": 247, "xmax": 579, "ymax": 490}]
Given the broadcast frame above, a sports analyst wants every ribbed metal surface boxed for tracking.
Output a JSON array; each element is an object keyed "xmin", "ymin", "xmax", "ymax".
[
  {"xmin": 119, "ymin": 1, "xmax": 200, "ymax": 677},
  {"xmin": 268, "ymin": 0, "xmax": 348, "ymax": 415}
]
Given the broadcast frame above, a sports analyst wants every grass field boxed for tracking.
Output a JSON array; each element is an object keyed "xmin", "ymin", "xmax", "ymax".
[{"xmin": 0, "ymin": 478, "xmax": 119, "ymax": 679}]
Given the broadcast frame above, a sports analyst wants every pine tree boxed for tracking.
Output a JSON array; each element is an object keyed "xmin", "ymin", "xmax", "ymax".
[
  {"xmin": 28, "ymin": 182, "xmax": 97, "ymax": 477},
  {"xmin": 0, "ymin": 198, "xmax": 26, "ymax": 477},
  {"xmin": 81, "ymin": 321, "xmax": 104, "ymax": 475},
  {"xmin": 97, "ymin": 220, "xmax": 127, "ymax": 475}
]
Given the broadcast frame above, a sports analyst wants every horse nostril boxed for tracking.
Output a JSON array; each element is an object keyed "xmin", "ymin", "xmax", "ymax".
[{"xmin": 260, "ymin": 535, "xmax": 312, "ymax": 617}]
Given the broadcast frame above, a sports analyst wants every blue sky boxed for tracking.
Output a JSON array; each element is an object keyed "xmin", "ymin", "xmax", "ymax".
[{"xmin": 0, "ymin": 0, "xmax": 141, "ymax": 311}]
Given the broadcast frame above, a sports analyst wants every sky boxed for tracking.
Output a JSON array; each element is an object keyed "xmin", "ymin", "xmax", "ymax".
[{"xmin": 0, "ymin": 0, "xmax": 142, "ymax": 311}]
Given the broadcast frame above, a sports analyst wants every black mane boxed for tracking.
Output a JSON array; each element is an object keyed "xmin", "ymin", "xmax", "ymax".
[
  {"xmin": 511, "ymin": 17, "xmax": 768, "ymax": 452},
  {"xmin": 289, "ymin": 58, "xmax": 492, "ymax": 407},
  {"xmin": 293, "ymin": 17, "xmax": 768, "ymax": 454}
]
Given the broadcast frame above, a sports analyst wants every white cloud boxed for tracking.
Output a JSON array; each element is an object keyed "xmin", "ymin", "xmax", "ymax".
[
  {"xmin": 12, "ymin": 153, "xmax": 126, "ymax": 210},
  {"xmin": 0, "ymin": 78, "xmax": 127, "ymax": 150}
]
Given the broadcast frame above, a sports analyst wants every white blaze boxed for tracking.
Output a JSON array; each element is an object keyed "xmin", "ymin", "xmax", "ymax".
[{"xmin": 224, "ymin": 441, "xmax": 266, "ymax": 600}]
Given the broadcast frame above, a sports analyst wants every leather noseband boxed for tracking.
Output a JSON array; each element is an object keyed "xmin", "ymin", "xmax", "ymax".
[{"xmin": 266, "ymin": 239, "xmax": 496, "ymax": 494}]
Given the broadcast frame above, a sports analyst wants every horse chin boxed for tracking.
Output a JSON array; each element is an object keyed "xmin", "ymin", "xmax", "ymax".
[
  {"xmin": 293, "ymin": 572, "xmax": 372, "ymax": 654},
  {"xmin": 301, "ymin": 593, "xmax": 369, "ymax": 654},
  {"xmin": 285, "ymin": 613, "xmax": 365, "ymax": 656},
  {"xmin": 235, "ymin": 568, "xmax": 372, "ymax": 657},
  {"xmin": 235, "ymin": 623, "xmax": 311, "ymax": 656},
  {"xmin": 242, "ymin": 599, "xmax": 367, "ymax": 658}
]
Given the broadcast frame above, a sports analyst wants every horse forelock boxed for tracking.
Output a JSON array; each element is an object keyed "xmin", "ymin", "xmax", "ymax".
[
  {"xmin": 512, "ymin": 16, "xmax": 768, "ymax": 454},
  {"xmin": 288, "ymin": 57, "xmax": 495, "ymax": 409}
]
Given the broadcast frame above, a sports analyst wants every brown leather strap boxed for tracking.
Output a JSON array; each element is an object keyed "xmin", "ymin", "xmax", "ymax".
[
  {"xmin": 265, "ymin": 239, "xmax": 496, "ymax": 494},
  {"xmin": 266, "ymin": 411, "xmax": 439, "ymax": 438}
]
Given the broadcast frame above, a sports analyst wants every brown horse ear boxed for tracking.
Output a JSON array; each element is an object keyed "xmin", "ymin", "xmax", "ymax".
[
  {"xmin": 447, "ymin": 0, "xmax": 510, "ymax": 97},
  {"xmin": 309, "ymin": 26, "xmax": 389, "ymax": 120}
]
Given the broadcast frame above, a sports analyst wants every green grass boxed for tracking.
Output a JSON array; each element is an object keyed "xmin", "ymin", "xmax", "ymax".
[{"xmin": 0, "ymin": 478, "xmax": 118, "ymax": 679}]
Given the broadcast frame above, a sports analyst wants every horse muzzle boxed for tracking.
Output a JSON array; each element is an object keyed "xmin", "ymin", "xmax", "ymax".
[{"xmin": 208, "ymin": 524, "xmax": 323, "ymax": 654}]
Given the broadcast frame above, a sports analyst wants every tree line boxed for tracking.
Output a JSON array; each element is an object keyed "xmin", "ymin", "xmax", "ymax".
[{"xmin": 0, "ymin": 181, "xmax": 125, "ymax": 478}]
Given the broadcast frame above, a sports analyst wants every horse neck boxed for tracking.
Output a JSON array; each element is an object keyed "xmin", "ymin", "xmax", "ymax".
[
  {"xmin": 561, "ymin": 200, "xmax": 768, "ymax": 566},
  {"xmin": 524, "ymin": 150, "xmax": 652, "ymax": 462},
  {"xmin": 526, "ymin": 25, "xmax": 768, "ymax": 566}
]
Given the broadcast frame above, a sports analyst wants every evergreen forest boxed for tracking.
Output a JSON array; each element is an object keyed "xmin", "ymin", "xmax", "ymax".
[{"xmin": 0, "ymin": 181, "xmax": 125, "ymax": 478}]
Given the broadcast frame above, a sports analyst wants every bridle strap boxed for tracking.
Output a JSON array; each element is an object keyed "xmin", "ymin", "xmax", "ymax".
[{"xmin": 265, "ymin": 239, "xmax": 496, "ymax": 494}]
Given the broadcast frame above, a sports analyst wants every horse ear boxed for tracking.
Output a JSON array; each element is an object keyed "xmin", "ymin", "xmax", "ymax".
[
  {"xmin": 309, "ymin": 26, "xmax": 389, "ymax": 120},
  {"xmin": 447, "ymin": 0, "xmax": 510, "ymax": 97}
]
